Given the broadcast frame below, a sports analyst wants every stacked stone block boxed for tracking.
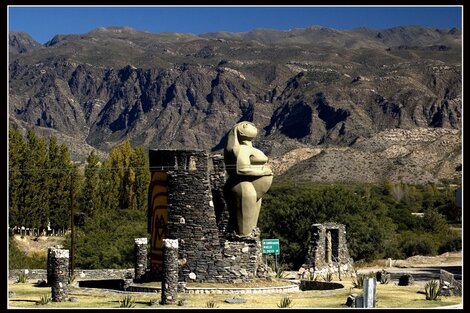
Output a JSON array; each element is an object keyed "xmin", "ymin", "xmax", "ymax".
[
  {"xmin": 161, "ymin": 239, "xmax": 179, "ymax": 305},
  {"xmin": 134, "ymin": 238, "xmax": 148, "ymax": 282},
  {"xmin": 49, "ymin": 248, "xmax": 69, "ymax": 302},
  {"xmin": 148, "ymin": 149, "xmax": 265, "ymax": 283},
  {"xmin": 302, "ymin": 223, "xmax": 353, "ymax": 275}
]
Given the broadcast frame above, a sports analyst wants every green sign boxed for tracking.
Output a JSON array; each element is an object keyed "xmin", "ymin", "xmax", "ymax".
[{"xmin": 262, "ymin": 239, "xmax": 280, "ymax": 255}]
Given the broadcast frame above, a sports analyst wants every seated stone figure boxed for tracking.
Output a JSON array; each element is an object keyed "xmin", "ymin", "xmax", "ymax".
[{"xmin": 224, "ymin": 121, "xmax": 273, "ymax": 236}]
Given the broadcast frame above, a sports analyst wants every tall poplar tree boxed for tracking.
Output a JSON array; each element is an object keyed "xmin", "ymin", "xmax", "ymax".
[
  {"xmin": 48, "ymin": 137, "xmax": 73, "ymax": 229},
  {"xmin": 81, "ymin": 150, "xmax": 102, "ymax": 217},
  {"xmin": 132, "ymin": 146, "xmax": 150, "ymax": 211},
  {"xmin": 22, "ymin": 129, "xmax": 49, "ymax": 227},
  {"xmin": 8, "ymin": 128, "xmax": 25, "ymax": 227}
]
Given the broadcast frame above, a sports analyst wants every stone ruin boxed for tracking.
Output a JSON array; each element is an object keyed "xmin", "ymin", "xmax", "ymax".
[
  {"xmin": 300, "ymin": 223, "xmax": 354, "ymax": 277},
  {"xmin": 147, "ymin": 149, "xmax": 271, "ymax": 283}
]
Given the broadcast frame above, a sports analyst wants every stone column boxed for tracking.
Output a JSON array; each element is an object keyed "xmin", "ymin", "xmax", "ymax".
[
  {"xmin": 161, "ymin": 239, "xmax": 178, "ymax": 305},
  {"xmin": 47, "ymin": 247, "xmax": 55, "ymax": 286},
  {"xmin": 363, "ymin": 277, "xmax": 377, "ymax": 308},
  {"xmin": 134, "ymin": 238, "xmax": 148, "ymax": 282},
  {"xmin": 50, "ymin": 249, "xmax": 69, "ymax": 302}
]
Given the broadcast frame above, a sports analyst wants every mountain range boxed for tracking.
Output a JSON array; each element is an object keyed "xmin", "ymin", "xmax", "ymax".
[{"xmin": 8, "ymin": 25, "xmax": 462, "ymax": 184}]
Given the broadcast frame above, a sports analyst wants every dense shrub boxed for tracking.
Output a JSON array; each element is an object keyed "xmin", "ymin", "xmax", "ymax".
[
  {"xmin": 259, "ymin": 182, "xmax": 459, "ymax": 269},
  {"xmin": 438, "ymin": 236, "xmax": 462, "ymax": 254}
]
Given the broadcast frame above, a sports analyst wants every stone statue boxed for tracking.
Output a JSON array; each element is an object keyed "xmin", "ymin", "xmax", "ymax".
[{"xmin": 224, "ymin": 121, "xmax": 273, "ymax": 236}]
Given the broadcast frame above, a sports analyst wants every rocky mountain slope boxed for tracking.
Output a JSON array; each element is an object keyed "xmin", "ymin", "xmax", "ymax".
[{"xmin": 8, "ymin": 26, "xmax": 462, "ymax": 184}]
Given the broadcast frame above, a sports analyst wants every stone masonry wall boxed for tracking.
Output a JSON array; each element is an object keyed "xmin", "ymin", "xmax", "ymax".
[
  {"xmin": 302, "ymin": 223, "xmax": 353, "ymax": 275},
  {"xmin": 149, "ymin": 149, "xmax": 264, "ymax": 283}
]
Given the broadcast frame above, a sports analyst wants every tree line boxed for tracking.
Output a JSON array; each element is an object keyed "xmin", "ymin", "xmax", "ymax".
[
  {"xmin": 259, "ymin": 182, "xmax": 461, "ymax": 269},
  {"xmin": 8, "ymin": 127, "xmax": 150, "ymax": 230}
]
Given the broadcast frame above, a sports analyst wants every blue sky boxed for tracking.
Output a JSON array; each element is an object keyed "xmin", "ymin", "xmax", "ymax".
[{"xmin": 8, "ymin": 6, "xmax": 463, "ymax": 44}]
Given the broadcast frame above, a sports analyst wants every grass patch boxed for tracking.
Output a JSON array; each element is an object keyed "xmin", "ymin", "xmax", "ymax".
[{"xmin": 8, "ymin": 280, "xmax": 461, "ymax": 309}]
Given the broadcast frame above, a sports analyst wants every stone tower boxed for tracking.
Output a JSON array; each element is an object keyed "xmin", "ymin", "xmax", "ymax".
[{"xmin": 148, "ymin": 149, "xmax": 268, "ymax": 282}]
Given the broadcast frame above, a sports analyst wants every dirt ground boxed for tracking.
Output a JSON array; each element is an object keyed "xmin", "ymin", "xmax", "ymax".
[
  {"xmin": 12, "ymin": 235, "xmax": 66, "ymax": 257},
  {"xmin": 359, "ymin": 251, "xmax": 462, "ymax": 269}
]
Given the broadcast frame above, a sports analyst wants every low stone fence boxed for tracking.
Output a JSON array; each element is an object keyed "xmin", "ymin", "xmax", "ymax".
[
  {"xmin": 9, "ymin": 269, "xmax": 134, "ymax": 281},
  {"xmin": 440, "ymin": 269, "xmax": 462, "ymax": 296}
]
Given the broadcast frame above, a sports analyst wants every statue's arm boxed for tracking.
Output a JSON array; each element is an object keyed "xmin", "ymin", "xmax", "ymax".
[{"xmin": 236, "ymin": 148, "xmax": 273, "ymax": 176}]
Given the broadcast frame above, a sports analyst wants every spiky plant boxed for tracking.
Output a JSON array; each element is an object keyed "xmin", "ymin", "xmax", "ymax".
[
  {"xmin": 425, "ymin": 280, "xmax": 442, "ymax": 300},
  {"xmin": 119, "ymin": 295, "xmax": 136, "ymax": 308},
  {"xmin": 205, "ymin": 300, "xmax": 219, "ymax": 308},
  {"xmin": 324, "ymin": 272, "xmax": 333, "ymax": 282},
  {"xmin": 277, "ymin": 296, "xmax": 293, "ymax": 308},
  {"xmin": 36, "ymin": 294, "xmax": 51, "ymax": 305},
  {"xmin": 16, "ymin": 272, "xmax": 28, "ymax": 283}
]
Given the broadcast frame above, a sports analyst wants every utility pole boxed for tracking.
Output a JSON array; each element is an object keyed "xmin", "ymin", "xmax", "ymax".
[{"xmin": 69, "ymin": 169, "xmax": 75, "ymax": 276}]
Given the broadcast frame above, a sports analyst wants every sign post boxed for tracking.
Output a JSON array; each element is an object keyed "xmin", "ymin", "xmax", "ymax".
[{"xmin": 262, "ymin": 239, "xmax": 280, "ymax": 273}]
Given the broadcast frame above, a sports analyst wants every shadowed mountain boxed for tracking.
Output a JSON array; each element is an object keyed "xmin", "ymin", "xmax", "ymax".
[{"xmin": 8, "ymin": 26, "xmax": 462, "ymax": 184}]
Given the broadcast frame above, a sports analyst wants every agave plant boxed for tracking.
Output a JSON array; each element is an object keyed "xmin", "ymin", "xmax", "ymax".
[
  {"xmin": 119, "ymin": 294, "xmax": 136, "ymax": 308},
  {"xmin": 275, "ymin": 265, "xmax": 288, "ymax": 279},
  {"xmin": 425, "ymin": 280, "xmax": 442, "ymax": 300},
  {"xmin": 36, "ymin": 294, "xmax": 51, "ymax": 305},
  {"xmin": 324, "ymin": 272, "xmax": 333, "ymax": 282},
  {"xmin": 277, "ymin": 296, "xmax": 294, "ymax": 308},
  {"xmin": 16, "ymin": 272, "xmax": 28, "ymax": 283},
  {"xmin": 205, "ymin": 300, "xmax": 219, "ymax": 308}
]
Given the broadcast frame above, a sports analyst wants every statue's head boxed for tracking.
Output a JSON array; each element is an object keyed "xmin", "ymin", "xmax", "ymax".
[
  {"xmin": 224, "ymin": 121, "xmax": 258, "ymax": 169},
  {"xmin": 236, "ymin": 121, "xmax": 258, "ymax": 140}
]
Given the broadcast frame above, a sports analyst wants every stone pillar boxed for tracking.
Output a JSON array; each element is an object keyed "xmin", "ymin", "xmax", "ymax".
[
  {"xmin": 134, "ymin": 238, "xmax": 148, "ymax": 282},
  {"xmin": 50, "ymin": 249, "xmax": 69, "ymax": 302},
  {"xmin": 363, "ymin": 277, "xmax": 377, "ymax": 308},
  {"xmin": 161, "ymin": 239, "xmax": 178, "ymax": 305},
  {"xmin": 47, "ymin": 247, "xmax": 55, "ymax": 286}
]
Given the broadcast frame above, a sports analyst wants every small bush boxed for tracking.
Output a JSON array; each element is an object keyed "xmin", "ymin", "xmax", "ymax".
[
  {"xmin": 400, "ymin": 234, "xmax": 437, "ymax": 257},
  {"xmin": 177, "ymin": 299, "xmax": 188, "ymax": 306},
  {"xmin": 68, "ymin": 274, "xmax": 77, "ymax": 285},
  {"xmin": 36, "ymin": 294, "xmax": 51, "ymax": 305},
  {"xmin": 119, "ymin": 295, "xmax": 135, "ymax": 308},
  {"xmin": 425, "ymin": 280, "xmax": 442, "ymax": 300},
  {"xmin": 353, "ymin": 272, "xmax": 375, "ymax": 289},
  {"xmin": 324, "ymin": 272, "xmax": 333, "ymax": 282},
  {"xmin": 377, "ymin": 270, "xmax": 391, "ymax": 284},
  {"xmin": 273, "ymin": 264, "xmax": 288, "ymax": 279},
  {"xmin": 205, "ymin": 301, "xmax": 219, "ymax": 308},
  {"xmin": 306, "ymin": 271, "xmax": 316, "ymax": 281},
  {"xmin": 16, "ymin": 272, "xmax": 28, "ymax": 283},
  {"xmin": 277, "ymin": 296, "xmax": 293, "ymax": 308},
  {"xmin": 438, "ymin": 237, "xmax": 462, "ymax": 254},
  {"xmin": 398, "ymin": 274, "xmax": 414, "ymax": 286}
]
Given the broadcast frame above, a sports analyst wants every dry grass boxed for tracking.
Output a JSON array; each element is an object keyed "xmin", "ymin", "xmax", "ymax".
[
  {"xmin": 354, "ymin": 251, "xmax": 462, "ymax": 269},
  {"xmin": 8, "ymin": 279, "xmax": 461, "ymax": 309},
  {"xmin": 12, "ymin": 235, "xmax": 66, "ymax": 258}
]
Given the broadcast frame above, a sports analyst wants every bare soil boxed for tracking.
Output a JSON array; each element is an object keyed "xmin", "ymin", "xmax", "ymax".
[{"xmin": 13, "ymin": 235, "xmax": 66, "ymax": 257}]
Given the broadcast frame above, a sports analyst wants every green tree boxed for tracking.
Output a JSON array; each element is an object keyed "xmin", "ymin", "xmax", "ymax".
[
  {"xmin": 47, "ymin": 137, "xmax": 73, "ymax": 229},
  {"xmin": 8, "ymin": 128, "xmax": 25, "ymax": 227},
  {"xmin": 107, "ymin": 140, "xmax": 143, "ymax": 210},
  {"xmin": 132, "ymin": 146, "xmax": 150, "ymax": 211},
  {"xmin": 81, "ymin": 150, "xmax": 102, "ymax": 217},
  {"xmin": 99, "ymin": 157, "xmax": 119, "ymax": 213},
  {"xmin": 22, "ymin": 129, "xmax": 49, "ymax": 227}
]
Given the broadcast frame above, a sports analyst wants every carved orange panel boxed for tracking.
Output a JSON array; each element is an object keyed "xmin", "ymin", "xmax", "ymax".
[{"xmin": 149, "ymin": 171, "xmax": 168, "ymax": 275}]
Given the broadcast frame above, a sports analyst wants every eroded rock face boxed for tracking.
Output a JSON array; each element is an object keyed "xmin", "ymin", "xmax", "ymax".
[{"xmin": 8, "ymin": 26, "xmax": 461, "ymax": 183}]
